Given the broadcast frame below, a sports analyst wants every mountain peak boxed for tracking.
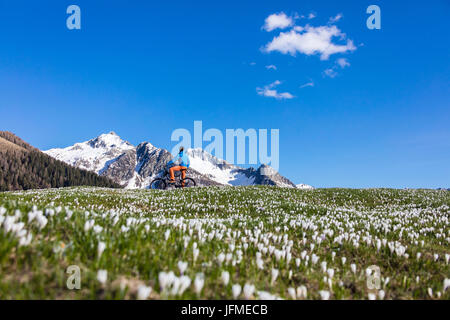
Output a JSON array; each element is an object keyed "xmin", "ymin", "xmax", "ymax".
[
  {"xmin": 89, "ymin": 132, "xmax": 133, "ymax": 149},
  {"xmin": 187, "ymin": 148, "xmax": 232, "ymax": 166},
  {"xmin": 44, "ymin": 132, "xmax": 135, "ymax": 174},
  {"xmin": 258, "ymin": 164, "xmax": 277, "ymax": 176}
]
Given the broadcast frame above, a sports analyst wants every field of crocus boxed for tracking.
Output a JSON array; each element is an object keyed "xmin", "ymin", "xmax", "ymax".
[{"xmin": 0, "ymin": 186, "xmax": 449, "ymax": 300}]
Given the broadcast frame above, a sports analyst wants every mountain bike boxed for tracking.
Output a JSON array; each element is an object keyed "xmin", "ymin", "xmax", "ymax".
[{"xmin": 149, "ymin": 168, "xmax": 196, "ymax": 190}]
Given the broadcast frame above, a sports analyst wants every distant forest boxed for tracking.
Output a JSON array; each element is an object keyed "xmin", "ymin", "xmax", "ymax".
[{"xmin": 0, "ymin": 131, "xmax": 122, "ymax": 191}]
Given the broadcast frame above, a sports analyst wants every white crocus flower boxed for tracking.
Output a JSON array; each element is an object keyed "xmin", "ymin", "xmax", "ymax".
[
  {"xmin": 271, "ymin": 269, "xmax": 279, "ymax": 285},
  {"xmin": 97, "ymin": 241, "xmax": 106, "ymax": 258},
  {"xmin": 232, "ymin": 284, "xmax": 242, "ymax": 299},
  {"xmin": 287, "ymin": 287, "xmax": 296, "ymax": 300},
  {"xmin": 256, "ymin": 258, "xmax": 264, "ymax": 270},
  {"xmin": 193, "ymin": 248, "xmax": 199, "ymax": 262},
  {"xmin": 178, "ymin": 276, "xmax": 191, "ymax": 295},
  {"xmin": 300, "ymin": 251, "xmax": 307, "ymax": 259},
  {"xmin": 319, "ymin": 290, "xmax": 330, "ymax": 300},
  {"xmin": 327, "ymin": 268, "xmax": 335, "ymax": 279},
  {"xmin": 296, "ymin": 286, "xmax": 307, "ymax": 299},
  {"xmin": 321, "ymin": 261, "xmax": 327, "ymax": 273},
  {"xmin": 84, "ymin": 219, "xmax": 95, "ymax": 232},
  {"xmin": 194, "ymin": 273, "xmax": 204, "ymax": 295},
  {"xmin": 97, "ymin": 270, "xmax": 107, "ymax": 285},
  {"xmin": 158, "ymin": 272, "xmax": 171, "ymax": 292},
  {"xmin": 37, "ymin": 215, "xmax": 48, "ymax": 230},
  {"xmin": 443, "ymin": 279, "xmax": 450, "ymax": 292},
  {"xmin": 221, "ymin": 271, "xmax": 230, "ymax": 286},
  {"xmin": 178, "ymin": 261, "xmax": 188, "ymax": 275},
  {"xmin": 93, "ymin": 225, "xmax": 103, "ymax": 234},
  {"xmin": 243, "ymin": 284, "xmax": 255, "ymax": 299},
  {"xmin": 311, "ymin": 254, "xmax": 319, "ymax": 265},
  {"xmin": 137, "ymin": 285, "xmax": 152, "ymax": 300},
  {"xmin": 217, "ymin": 253, "xmax": 225, "ymax": 265}
]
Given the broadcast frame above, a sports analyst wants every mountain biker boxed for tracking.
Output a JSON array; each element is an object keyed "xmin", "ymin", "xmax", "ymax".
[{"xmin": 167, "ymin": 146, "xmax": 190, "ymax": 186}]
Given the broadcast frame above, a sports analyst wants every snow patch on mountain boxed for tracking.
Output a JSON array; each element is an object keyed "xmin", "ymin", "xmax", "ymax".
[
  {"xmin": 45, "ymin": 132, "xmax": 134, "ymax": 174},
  {"xmin": 296, "ymin": 184, "xmax": 314, "ymax": 190},
  {"xmin": 187, "ymin": 148, "xmax": 255, "ymax": 186}
]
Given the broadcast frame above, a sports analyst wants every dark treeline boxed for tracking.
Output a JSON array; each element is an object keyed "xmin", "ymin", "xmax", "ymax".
[{"xmin": 0, "ymin": 131, "xmax": 122, "ymax": 191}]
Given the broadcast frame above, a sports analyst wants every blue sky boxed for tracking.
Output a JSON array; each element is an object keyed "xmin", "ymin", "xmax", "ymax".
[{"xmin": 0, "ymin": 0, "xmax": 449, "ymax": 188}]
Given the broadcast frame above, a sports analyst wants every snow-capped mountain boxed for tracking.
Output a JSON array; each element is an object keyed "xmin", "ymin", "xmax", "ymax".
[
  {"xmin": 296, "ymin": 184, "xmax": 315, "ymax": 190},
  {"xmin": 44, "ymin": 132, "xmax": 299, "ymax": 189},
  {"xmin": 186, "ymin": 148, "xmax": 256, "ymax": 186},
  {"xmin": 45, "ymin": 132, "xmax": 134, "ymax": 173}
]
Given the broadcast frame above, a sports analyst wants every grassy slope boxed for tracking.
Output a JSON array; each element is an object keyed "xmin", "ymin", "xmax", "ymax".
[
  {"xmin": 0, "ymin": 186, "xmax": 448, "ymax": 299},
  {"xmin": 0, "ymin": 137, "xmax": 28, "ymax": 153}
]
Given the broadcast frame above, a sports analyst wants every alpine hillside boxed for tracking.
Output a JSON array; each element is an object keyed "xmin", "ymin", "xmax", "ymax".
[{"xmin": 0, "ymin": 131, "xmax": 121, "ymax": 191}]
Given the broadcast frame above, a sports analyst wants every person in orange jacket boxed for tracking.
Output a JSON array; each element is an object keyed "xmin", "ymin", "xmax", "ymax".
[{"xmin": 167, "ymin": 146, "xmax": 190, "ymax": 186}]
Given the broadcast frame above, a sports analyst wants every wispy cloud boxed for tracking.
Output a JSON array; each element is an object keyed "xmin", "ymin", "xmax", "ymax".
[
  {"xmin": 265, "ymin": 64, "xmax": 277, "ymax": 70},
  {"xmin": 300, "ymin": 81, "xmax": 314, "ymax": 88},
  {"xmin": 257, "ymin": 80, "xmax": 294, "ymax": 99},
  {"xmin": 323, "ymin": 68, "xmax": 338, "ymax": 78},
  {"xmin": 323, "ymin": 58, "xmax": 350, "ymax": 78},
  {"xmin": 263, "ymin": 25, "xmax": 356, "ymax": 60},
  {"xmin": 308, "ymin": 13, "xmax": 316, "ymax": 19},
  {"xmin": 263, "ymin": 12, "xmax": 293, "ymax": 32},
  {"xmin": 336, "ymin": 58, "xmax": 350, "ymax": 68},
  {"xmin": 329, "ymin": 13, "xmax": 343, "ymax": 24}
]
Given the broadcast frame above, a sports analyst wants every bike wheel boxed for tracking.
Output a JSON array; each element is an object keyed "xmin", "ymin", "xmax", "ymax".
[
  {"xmin": 149, "ymin": 178, "xmax": 167, "ymax": 190},
  {"xmin": 182, "ymin": 178, "xmax": 196, "ymax": 188}
]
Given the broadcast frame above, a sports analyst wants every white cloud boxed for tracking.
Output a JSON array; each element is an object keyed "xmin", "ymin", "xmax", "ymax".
[
  {"xmin": 300, "ymin": 81, "xmax": 314, "ymax": 88},
  {"xmin": 265, "ymin": 64, "xmax": 277, "ymax": 70},
  {"xmin": 324, "ymin": 68, "xmax": 338, "ymax": 78},
  {"xmin": 329, "ymin": 13, "xmax": 343, "ymax": 24},
  {"xmin": 308, "ymin": 13, "xmax": 316, "ymax": 19},
  {"xmin": 250, "ymin": 62, "xmax": 256, "ymax": 66},
  {"xmin": 322, "ymin": 58, "xmax": 350, "ymax": 79},
  {"xmin": 336, "ymin": 58, "xmax": 350, "ymax": 68},
  {"xmin": 293, "ymin": 26, "xmax": 304, "ymax": 32},
  {"xmin": 263, "ymin": 25, "xmax": 356, "ymax": 60},
  {"xmin": 263, "ymin": 12, "xmax": 293, "ymax": 32},
  {"xmin": 257, "ymin": 80, "xmax": 294, "ymax": 99}
]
